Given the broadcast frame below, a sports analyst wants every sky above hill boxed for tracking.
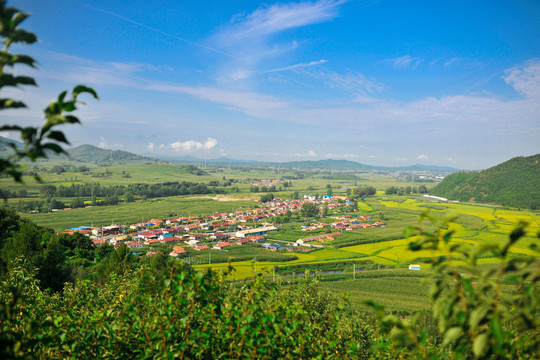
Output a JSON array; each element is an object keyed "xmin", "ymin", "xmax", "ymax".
[{"xmin": 3, "ymin": 0, "xmax": 540, "ymax": 169}]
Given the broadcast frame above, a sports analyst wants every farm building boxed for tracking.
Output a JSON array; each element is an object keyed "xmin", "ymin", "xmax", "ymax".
[{"xmin": 235, "ymin": 226, "xmax": 277, "ymax": 238}]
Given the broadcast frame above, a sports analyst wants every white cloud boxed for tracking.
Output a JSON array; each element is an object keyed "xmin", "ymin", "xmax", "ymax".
[
  {"xmin": 230, "ymin": 70, "xmax": 251, "ymax": 80},
  {"xmin": 504, "ymin": 58, "xmax": 540, "ymax": 98},
  {"xmin": 263, "ymin": 59, "xmax": 329, "ymax": 74},
  {"xmin": 417, "ymin": 154, "xmax": 429, "ymax": 160},
  {"xmin": 382, "ymin": 55, "xmax": 423, "ymax": 70},
  {"xmin": 299, "ymin": 68, "xmax": 383, "ymax": 95},
  {"xmin": 445, "ymin": 157, "xmax": 455, "ymax": 163},
  {"xmin": 98, "ymin": 137, "xmax": 123, "ymax": 150},
  {"xmin": 218, "ymin": 0, "xmax": 345, "ymax": 43},
  {"xmin": 210, "ymin": 1, "xmax": 345, "ymax": 86},
  {"xmin": 443, "ymin": 57, "xmax": 464, "ymax": 67},
  {"xmin": 170, "ymin": 138, "xmax": 218, "ymax": 152},
  {"xmin": 325, "ymin": 153, "xmax": 358, "ymax": 159},
  {"xmin": 32, "ymin": 50, "xmax": 539, "ymax": 167},
  {"xmin": 203, "ymin": 137, "xmax": 218, "ymax": 149},
  {"xmin": 150, "ymin": 84, "xmax": 290, "ymax": 117},
  {"xmin": 395, "ymin": 157, "xmax": 408, "ymax": 162},
  {"xmin": 292, "ymin": 150, "xmax": 318, "ymax": 157},
  {"xmin": 147, "ymin": 142, "xmax": 155, "ymax": 151}
]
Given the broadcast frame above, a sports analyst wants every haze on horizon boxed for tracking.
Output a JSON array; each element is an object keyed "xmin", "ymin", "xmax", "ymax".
[{"xmin": 2, "ymin": 0, "xmax": 540, "ymax": 170}]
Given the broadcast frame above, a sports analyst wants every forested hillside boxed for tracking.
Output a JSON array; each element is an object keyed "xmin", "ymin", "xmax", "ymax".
[
  {"xmin": 67, "ymin": 144, "xmax": 158, "ymax": 165},
  {"xmin": 430, "ymin": 154, "xmax": 540, "ymax": 209}
]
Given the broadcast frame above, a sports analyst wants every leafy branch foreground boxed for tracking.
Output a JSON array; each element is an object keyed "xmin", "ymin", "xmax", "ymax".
[
  {"xmin": 0, "ymin": 0, "xmax": 98, "ymax": 185},
  {"xmin": 369, "ymin": 211, "xmax": 540, "ymax": 359},
  {"xmin": 0, "ymin": 260, "xmax": 372, "ymax": 359},
  {"xmin": 0, "ymin": 212, "xmax": 539, "ymax": 359}
]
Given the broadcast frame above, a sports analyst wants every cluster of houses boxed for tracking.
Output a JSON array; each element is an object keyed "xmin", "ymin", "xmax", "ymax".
[
  {"xmin": 300, "ymin": 214, "xmax": 385, "ymax": 232},
  {"xmin": 59, "ymin": 196, "xmax": 385, "ymax": 257},
  {"xmin": 250, "ymin": 179, "xmax": 287, "ymax": 187}
]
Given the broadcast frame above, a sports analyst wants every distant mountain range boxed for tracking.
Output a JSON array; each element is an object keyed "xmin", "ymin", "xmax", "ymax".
[
  {"xmin": 272, "ymin": 159, "xmax": 457, "ymax": 172},
  {"xmin": 0, "ymin": 137, "xmax": 458, "ymax": 172},
  {"xmin": 158, "ymin": 154, "xmax": 458, "ymax": 173},
  {"xmin": 430, "ymin": 154, "xmax": 540, "ymax": 209}
]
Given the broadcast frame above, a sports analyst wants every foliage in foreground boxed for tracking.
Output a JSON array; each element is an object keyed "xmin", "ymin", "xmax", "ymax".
[
  {"xmin": 368, "ymin": 211, "xmax": 540, "ymax": 359},
  {"xmin": 0, "ymin": 260, "xmax": 373, "ymax": 359}
]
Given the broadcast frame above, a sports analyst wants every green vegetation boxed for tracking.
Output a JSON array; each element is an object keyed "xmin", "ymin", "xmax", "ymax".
[
  {"xmin": 431, "ymin": 154, "xmax": 540, "ymax": 209},
  {"xmin": 62, "ymin": 144, "xmax": 157, "ymax": 165},
  {"xmin": 366, "ymin": 211, "xmax": 540, "ymax": 359},
  {"xmin": 187, "ymin": 244, "xmax": 298, "ymax": 264}
]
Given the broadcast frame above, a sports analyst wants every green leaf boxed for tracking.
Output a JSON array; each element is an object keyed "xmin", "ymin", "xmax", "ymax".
[
  {"xmin": 73, "ymin": 85, "xmax": 99, "ymax": 99},
  {"xmin": 443, "ymin": 230, "xmax": 455, "ymax": 244},
  {"xmin": 41, "ymin": 143, "xmax": 64, "ymax": 154},
  {"xmin": 47, "ymin": 130, "xmax": 69, "ymax": 144},
  {"xmin": 442, "ymin": 214, "xmax": 459, "ymax": 225},
  {"xmin": 403, "ymin": 225, "xmax": 416, "ymax": 238},
  {"xmin": 489, "ymin": 317, "xmax": 503, "ymax": 344},
  {"xmin": 0, "ymin": 98, "xmax": 26, "ymax": 109},
  {"xmin": 473, "ymin": 333, "xmax": 488, "ymax": 358},
  {"xmin": 469, "ymin": 304, "xmax": 489, "ymax": 330},
  {"xmin": 443, "ymin": 326, "xmax": 462, "ymax": 346}
]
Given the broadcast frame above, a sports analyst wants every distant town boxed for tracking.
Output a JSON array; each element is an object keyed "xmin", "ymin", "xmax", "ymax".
[{"xmin": 60, "ymin": 195, "xmax": 385, "ymax": 259}]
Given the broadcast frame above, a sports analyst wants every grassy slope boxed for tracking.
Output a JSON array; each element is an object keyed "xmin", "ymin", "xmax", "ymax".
[{"xmin": 430, "ymin": 154, "xmax": 540, "ymax": 209}]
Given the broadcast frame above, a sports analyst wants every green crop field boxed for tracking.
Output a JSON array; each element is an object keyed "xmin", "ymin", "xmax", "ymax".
[{"xmin": 22, "ymin": 196, "xmax": 256, "ymax": 230}]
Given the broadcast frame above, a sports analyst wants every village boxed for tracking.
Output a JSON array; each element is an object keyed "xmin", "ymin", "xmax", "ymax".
[{"xmin": 60, "ymin": 195, "xmax": 386, "ymax": 260}]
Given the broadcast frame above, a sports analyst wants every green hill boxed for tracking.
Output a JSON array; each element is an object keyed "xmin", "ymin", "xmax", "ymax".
[
  {"xmin": 65, "ymin": 144, "xmax": 159, "ymax": 165},
  {"xmin": 430, "ymin": 154, "xmax": 540, "ymax": 209}
]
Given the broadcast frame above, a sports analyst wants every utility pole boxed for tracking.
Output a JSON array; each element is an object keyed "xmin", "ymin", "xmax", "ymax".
[
  {"xmin": 353, "ymin": 263, "xmax": 356, "ymax": 279},
  {"xmin": 209, "ymin": 251, "xmax": 211, "ymax": 265},
  {"xmin": 273, "ymin": 266, "xmax": 275, "ymax": 282}
]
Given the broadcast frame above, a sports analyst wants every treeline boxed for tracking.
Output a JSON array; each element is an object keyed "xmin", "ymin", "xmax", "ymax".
[
  {"xmin": 348, "ymin": 186, "xmax": 376, "ymax": 199},
  {"xmin": 0, "ymin": 207, "xmax": 103, "ymax": 291},
  {"xmin": 385, "ymin": 185, "xmax": 428, "ymax": 195},
  {"xmin": 41, "ymin": 181, "xmax": 211, "ymax": 198},
  {"xmin": 249, "ymin": 181, "xmax": 292, "ymax": 193}
]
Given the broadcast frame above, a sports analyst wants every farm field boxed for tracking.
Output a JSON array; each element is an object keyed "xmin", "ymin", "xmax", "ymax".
[
  {"xmin": 23, "ymin": 196, "xmax": 256, "ymax": 230},
  {"xmin": 5, "ymin": 163, "xmax": 538, "ymax": 311},
  {"xmin": 195, "ymin": 196, "xmax": 538, "ymax": 278}
]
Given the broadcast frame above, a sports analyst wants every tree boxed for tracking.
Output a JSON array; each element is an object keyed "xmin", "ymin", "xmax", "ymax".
[
  {"xmin": 123, "ymin": 191, "xmax": 134, "ymax": 203},
  {"xmin": 321, "ymin": 203, "xmax": 328, "ymax": 217},
  {"xmin": 0, "ymin": 1, "xmax": 98, "ymax": 184},
  {"xmin": 353, "ymin": 186, "xmax": 376, "ymax": 199},
  {"xmin": 300, "ymin": 202, "xmax": 319, "ymax": 218},
  {"xmin": 260, "ymin": 193, "xmax": 274, "ymax": 203},
  {"xmin": 108, "ymin": 243, "xmax": 134, "ymax": 276}
]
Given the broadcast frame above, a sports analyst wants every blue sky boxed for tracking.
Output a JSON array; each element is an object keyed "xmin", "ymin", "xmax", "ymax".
[{"xmin": 3, "ymin": 0, "xmax": 540, "ymax": 169}]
